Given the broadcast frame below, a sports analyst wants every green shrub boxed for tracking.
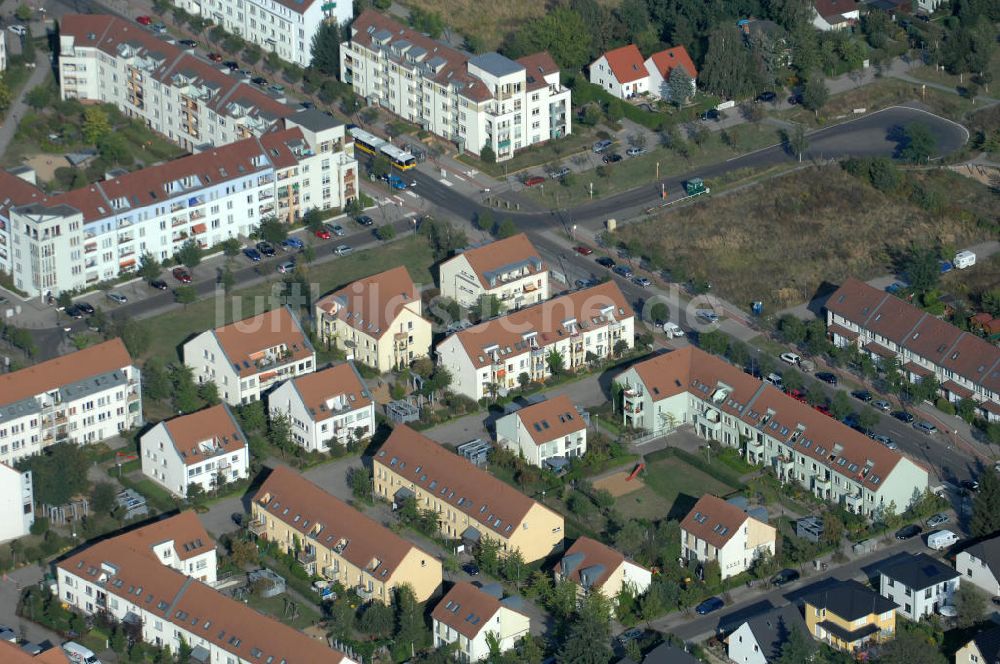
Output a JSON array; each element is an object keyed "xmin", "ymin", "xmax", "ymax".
[{"xmin": 935, "ymin": 398, "xmax": 956, "ymax": 416}]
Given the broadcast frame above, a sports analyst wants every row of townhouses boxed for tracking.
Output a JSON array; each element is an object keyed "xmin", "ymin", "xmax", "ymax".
[
  {"xmin": 826, "ymin": 278, "xmax": 1000, "ymax": 422},
  {"xmin": 0, "ymin": 338, "xmax": 142, "ymax": 468},
  {"xmin": 340, "ymin": 10, "xmax": 571, "ymax": 161},
  {"xmin": 250, "ymin": 466, "xmax": 443, "ymax": 603},
  {"xmin": 171, "ymin": 0, "xmax": 353, "ymax": 68},
  {"xmin": 56, "ymin": 512, "xmax": 357, "ymax": 664},
  {"xmin": 615, "ymin": 346, "xmax": 930, "ymax": 516},
  {"xmin": 437, "ymin": 281, "xmax": 635, "ymax": 400},
  {"xmin": 0, "ymin": 109, "xmax": 355, "ymax": 297}
]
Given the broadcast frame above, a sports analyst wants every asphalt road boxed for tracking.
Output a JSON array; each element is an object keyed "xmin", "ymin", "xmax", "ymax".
[{"xmin": 408, "ymin": 105, "xmax": 968, "ymax": 230}]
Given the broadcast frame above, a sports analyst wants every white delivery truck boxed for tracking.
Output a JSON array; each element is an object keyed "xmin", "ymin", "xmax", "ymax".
[
  {"xmin": 62, "ymin": 642, "xmax": 101, "ymax": 664},
  {"xmin": 927, "ymin": 529, "xmax": 959, "ymax": 551},
  {"xmin": 954, "ymin": 250, "xmax": 976, "ymax": 269}
]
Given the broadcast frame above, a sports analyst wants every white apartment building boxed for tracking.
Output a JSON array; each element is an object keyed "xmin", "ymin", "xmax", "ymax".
[
  {"xmin": 614, "ymin": 347, "xmax": 931, "ymax": 517},
  {"xmin": 879, "ymin": 553, "xmax": 960, "ymax": 620},
  {"xmin": 341, "ymin": 10, "xmax": 571, "ymax": 161},
  {"xmin": 826, "ymin": 278, "xmax": 1000, "ymax": 422},
  {"xmin": 57, "ymin": 513, "xmax": 355, "ymax": 664},
  {"xmin": 172, "ymin": 0, "xmax": 351, "ymax": 68},
  {"xmin": 0, "ymin": 338, "xmax": 141, "ymax": 468},
  {"xmin": 438, "ymin": 233, "xmax": 549, "ymax": 310},
  {"xmin": 437, "ymin": 281, "xmax": 633, "ymax": 400},
  {"xmin": 267, "ymin": 362, "xmax": 375, "ymax": 452},
  {"xmin": 0, "ymin": 116, "xmax": 356, "ymax": 297},
  {"xmin": 431, "ymin": 582, "xmax": 530, "ymax": 662},
  {"xmin": 679, "ymin": 494, "xmax": 776, "ymax": 580},
  {"xmin": 495, "ymin": 394, "xmax": 587, "ymax": 469},
  {"xmin": 0, "ymin": 463, "xmax": 33, "ymax": 544},
  {"xmin": 140, "ymin": 404, "xmax": 250, "ymax": 498},
  {"xmin": 184, "ymin": 306, "xmax": 316, "ymax": 406},
  {"xmin": 554, "ymin": 536, "xmax": 651, "ymax": 601},
  {"xmin": 59, "ymin": 14, "xmax": 297, "ymax": 151},
  {"xmin": 956, "ymin": 536, "xmax": 1000, "ymax": 597}
]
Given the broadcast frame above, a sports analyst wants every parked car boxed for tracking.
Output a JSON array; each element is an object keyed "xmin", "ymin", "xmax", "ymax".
[
  {"xmin": 633, "ymin": 276, "xmax": 652, "ymax": 288},
  {"xmin": 602, "ymin": 153, "xmax": 623, "ymax": 164},
  {"xmin": 151, "ymin": 23, "xmax": 167, "ymax": 33},
  {"xmin": 178, "ymin": 39, "xmax": 198, "ymax": 48},
  {"xmin": 756, "ymin": 91, "xmax": 777, "ymax": 103},
  {"xmin": 106, "ymin": 292, "xmax": 128, "ymax": 305},
  {"xmin": 663, "ymin": 322, "xmax": 685, "ymax": 338},
  {"xmin": 851, "ymin": 390, "xmax": 873, "ymax": 402},
  {"xmin": 765, "ymin": 372, "xmax": 783, "ymax": 387},
  {"xmin": 207, "ymin": 53, "xmax": 223, "ymax": 62},
  {"xmin": 64, "ymin": 304, "xmax": 84, "ymax": 319},
  {"xmin": 696, "ymin": 310, "xmax": 720, "ymax": 323},
  {"xmin": 255, "ymin": 241, "xmax": 276, "ymax": 256},
  {"xmin": 574, "ymin": 245, "xmax": 593, "ymax": 256},
  {"xmin": 592, "ymin": 139, "xmax": 613, "ymax": 153},
  {"xmin": 223, "ymin": 60, "xmax": 239, "ymax": 70},
  {"xmin": 334, "ymin": 245, "xmax": 352, "ymax": 256},
  {"xmin": 626, "ymin": 147, "xmax": 646, "ymax": 156},
  {"xmin": 387, "ymin": 174, "xmax": 408, "ymax": 190},
  {"xmin": 780, "ymin": 352, "xmax": 801, "ymax": 366},
  {"xmin": 276, "ymin": 260, "xmax": 296, "ymax": 274},
  {"xmin": 926, "ymin": 513, "xmax": 950, "ymax": 528},
  {"xmin": 617, "ymin": 628, "xmax": 644, "ymax": 645},
  {"xmin": 523, "ymin": 175, "xmax": 546, "ymax": 187},
  {"xmin": 269, "ymin": 84, "xmax": 285, "ymax": 94},
  {"xmin": 927, "ymin": 530, "xmax": 959, "ymax": 551},
  {"xmin": 575, "ymin": 278, "xmax": 598, "ymax": 289},
  {"xmin": 872, "ymin": 400, "xmax": 891, "ymax": 412},
  {"xmin": 701, "ymin": 109, "xmax": 719, "ymax": 121},
  {"xmin": 326, "ymin": 223, "xmax": 346, "ymax": 236},
  {"xmin": 172, "ymin": 267, "xmax": 192, "ymax": 283},
  {"xmin": 8, "ymin": 25, "xmax": 28, "ymax": 36},
  {"xmin": 914, "ymin": 421, "xmax": 938, "ymax": 434},
  {"xmin": 314, "ymin": 228, "xmax": 331, "ymax": 239},
  {"xmin": 771, "ymin": 569, "xmax": 800, "ymax": 587},
  {"xmin": 787, "ymin": 94, "xmax": 803, "ymax": 105},
  {"xmin": 613, "ymin": 265, "xmax": 634, "ymax": 278},
  {"xmin": 136, "ymin": 15, "xmax": 152, "ymax": 25},
  {"xmin": 961, "ymin": 479, "xmax": 979, "ymax": 493},
  {"xmin": 596, "ymin": 256, "xmax": 616, "ymax": 269},
  {"xmin": 895, "ymin": 524, "xmax": 922, "ymax": 540},
  {"xmin": 892, "ymin": 410, "xmax": 915, "ymax": 424},
  {"xmin": 243, "ymin": 247, "xmax": 262, "ymax": 262},
  {"xmin": 251, "ymin": 77, "xmax": 268, "ymax": 86},
  {"xmin": 695, "ymin": 597, "xmax": 724, "ymax": 615},
  {"xmin": 550, "ymin": 166, "xmax": 571, "ymax": 179},
  {"xmin": 281, "ymin": 237, "xmax": 304, "ymax": 251},
  {"xmin": 815, "ymin": 371, "xmax": 838, "ymax": 385},
  {"xmin": 873, "ymin": 434, "xmax": 897, "ymax": 450},
  {"xmin": 354, "ymin": 215, "xmax": 374, "ymax": 226},
  {"xmin": 462, "ymin": 563, "xmax": 479, "ymax": 576},
  {"xmin": 76, "ymin": 302, "xmax": 95, "ymax": 315},
  {"xmin": 150, "ymin": 279, "xmax": 169, "ymax": 290}
]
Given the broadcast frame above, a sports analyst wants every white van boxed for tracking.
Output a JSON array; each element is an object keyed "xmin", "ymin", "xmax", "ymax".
[
  {"xmin": 663, "ymin": 322, "xmax": 685, "ymax": 338},
  {"xmin": 927, "ymin": 529, "xmax": 959, "ymax": 551},
  {"xmin": 954, "ymin": 250, "xmax": 976, "ymax": 269},
  {"xmin": 62, "ymin": 642, "xmax": 101, "ymax": 664}
]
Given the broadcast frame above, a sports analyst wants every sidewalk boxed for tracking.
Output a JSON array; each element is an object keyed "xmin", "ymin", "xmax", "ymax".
[{"xmin": 0, "ymin": 48, "xmax": 51, "ymax": 157}]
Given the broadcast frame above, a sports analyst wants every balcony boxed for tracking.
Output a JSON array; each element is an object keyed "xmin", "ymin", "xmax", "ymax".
[
  {"xmin": 844, "ymin": 493, "xmax": 863, "ymax": 512},
  {"xmin": 355, "ymin": 585, "xmax": 374, "ymax": 601},
  {"xmin": 247, "ymin": 518, "xmax": 266, "ymax": 536},
  {"xmin": 323, "ymin": 564, "xmax": 340, "ymax": 580},
  {"xmin": 297, "ymin": 548, "xmax": 316, "ymax": 567},
  {"xmin": 118, "ymin": 235, "xmax": 134, "ymax": 245},
  {"xmin": 189, "ymin": 209, "xmax": 206, "ymax": 221},
  {"xmin": 170, "ymin": 202, "xmax": 187, "ymax": 213},
  {"xmin": 814, "ymin": 476, "xmax": 832, "ymax": 492},
  {"xmin": 171, "ymin": 216, "xmax": 187, "ymax": 227}
]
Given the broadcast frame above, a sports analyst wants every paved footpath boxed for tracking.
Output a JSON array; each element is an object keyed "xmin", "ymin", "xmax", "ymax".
[{"xmin": 0, "ymin": 48, "xmax": 51, "ymax": 157}]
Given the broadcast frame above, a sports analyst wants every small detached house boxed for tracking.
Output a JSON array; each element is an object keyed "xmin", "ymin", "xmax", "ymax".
[
  {"xmin": 267, "ymin": 362, "xmax": 374, "ymax": 452},
  {"xmin": 140, "ymin": 404, "xmax": 249, "ymax": 498},
  {"xmin": 727, "ymin": 604, "xmax": 808, "ymax": 664},
  {"xmin": 956, "ymin": 535, "xmax": 1000, "ymax": 596},
  {"xmin": 956, "ymin": 625, "xmax": 1000, "ymax": 664},
  {"xmin": 812, "ymin": 0, "xmax": 860, "ymax": 30},
  {"xmin": 588, "ymin": 45, "xmax": 649, "ymax": 99},
  {"xmin": 679, "ymin": 495, "xmax": 776, "ymax": 580},
  {"xmin": 431, "ymin": 582, "xmax": 530, "ymax": 662},
  {"xmin": 644, "ymin": 46, "xmax": 697, "ymax": 102},
  {"xmin": 615, "ymin": 642, "xmax": 701, "ymax": 664},
  {"xmin": 879, "ymin": 553, "xmax": 959, "ymax": 621},
  {"xmin": 802, "ymin": 580, "xmax": 897, "ymax": 652},
  {"xmin": 554, "ymin": 536, "xmax": 652, "ymax": 602},
  {"xmin": 494, "ymin": 394, "xmax": 587, "ymax": 470}
]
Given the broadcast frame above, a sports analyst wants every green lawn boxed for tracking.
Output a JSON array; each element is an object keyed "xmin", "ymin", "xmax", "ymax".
[
  {"xmin": 521, "ymin": 124, "xmax": 781, "ymax": 208},
  {"xmin": 141, "ymin": 234, "xmax": 436, "ymax": 364},
  {"xmin": 457, "ymin": 130, "xmax": 598, "ymax": 178},
  {"xmin": 244, "ymin": 592, "xmax": 322, "ymax": 630},
  {"xmin": 640, "ymin": 456, "xmax": 736, "ymax": 520}
]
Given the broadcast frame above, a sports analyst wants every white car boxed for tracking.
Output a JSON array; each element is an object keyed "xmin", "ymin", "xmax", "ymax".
[
  {"xmin": 926, "ymin": 513, "xmax": 950, "ymax": 528},
  {"xmin": 8, "ymin": 25, "xmax": 28, "ymax": 36},
  {"xmin": 695, "ymin": 310, "xmax": 720, "ymax": 323},
  {"xmin": 663, "ymin": 322, "xmax": 685, "ymax": 338},
  {"xmin": 780, "ymin": 352, "xmax": 801, "ymax": 366}
]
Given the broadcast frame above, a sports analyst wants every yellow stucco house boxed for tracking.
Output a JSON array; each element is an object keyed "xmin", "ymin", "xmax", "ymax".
[
  {"xmin": 373, "ymin": 425, "xmax": 565, "ymax": 563},
  {"xmin": 314, "ymin": 266, "xmax": 431, "ymax": 373},
  {"xmin": 802, "ymin": 580, "xmax": 897, "ymax": 653},
  {"xmin": 250, "ymin": 466, "xmax": 442, "ymax": 603}
]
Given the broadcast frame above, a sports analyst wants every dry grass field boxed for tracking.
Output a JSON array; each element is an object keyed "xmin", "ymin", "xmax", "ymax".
[{"xmin": 615, "ymin": 165, "xmax": 996, "ymax": 310}]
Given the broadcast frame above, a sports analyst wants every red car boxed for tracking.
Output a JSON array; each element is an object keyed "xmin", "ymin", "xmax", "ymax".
[
  {"xmin": 523, "ymin": 176, "xmax": 545, "ymax": 187},
  {"xmin": 574, "ymin": 246, "xmax": 593, "ymax": 256},
  {"xmin": 172, "ymin": 267, "xmax": 192, "ymax": 283},
  {"xmin": 787, "ymin": 389, "xmax": 807, "ymax": 403},
  {"xmin": 207, "ymin": 53, "xmax": 223, "ymax": 63},
  {"xmin": 814, "ymin": 404, "xmax": 833, "ymax": 417},
  {"xmin": 136, "ymin": 15, "xmax": 152, "ymax": 25},
  {"xmin": 314, "ymin": 228, "xmax": 331, "ymax": 239}
]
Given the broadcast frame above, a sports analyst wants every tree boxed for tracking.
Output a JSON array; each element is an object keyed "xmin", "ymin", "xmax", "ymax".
[
  {"xmin": 954, "ymin": 583, "xmax": 987, "ymax": 628},
  {"xmin": 471, "ymin": 294, "xmax": 504, "ymax": 322},
  {"xmin": 667, "ymin": 65, "xmax": 694, "ymax": 106},
  {"xmin": 801, "ymin": 78, "xmax": 829, "ymax": 113},
  {"xmin": 830, "ymin": 390, "xmax": 853, "ymax": 421},
  {"xmin": 171, "ymin": 363, "xmax": 201, "ymax": 413},
  {"xmin": 257, "ymin": 216, "xmax": 288, "ymax": 243},
  {"xmin": 375, "ymin": 224, "xmax": 396, "ymax": 241},
  {"xmin": 91, "ymin": 481, "xmax": 117, "ymax": 515},
  {"xmin": 174, "ymin": 285, "xmax": 197, "ymax": 308},
  {"xmin": 371, "ymin": 155, "xmax": 391, "ymax": 180},
  {"xmin": 83, "ymin": 107, "xmax": 112, "ymax": 144},
  {"xmin": 16, "ymin": 443, "xmax": 90, "ymax": 506},
  {"xmin": 480, "ymin": 145, "xmax": 496, "ymax": 164},
  {"xmin": 268, "ymin": 412, "xmax": 293, "ymax": 451},
  {"xmin": 606, "ymin": 99, "xmax": 624, "ymax": 123},
  {"xmin": 138, "ymin": 252, "xmax": 161, "ymax": 281},
  {"xmin": 899, "ymin": 122, "xmax": 937, "ymax": 163},
  {"xmin": 613, "ymin": 339, "xmax": 629, "ymax": 357},
  {"xmin": 786, "ymin": 125, "xmax": 809, "ymax": 161},
  {"xmin": 502, "ymin": 7, "xmax": 591, "ymax": 70},
  {"xmin": 777, "ymin": 624, "xmax": 816, "ymax": 664},
  {"xmin": 0, "ymin": 80, "xmax": 11, "ymax": 114},
  {"xmin": 546, "ymin": 349, "xmax": 565, "ymax": 376},
  {"xmin": 495, "ymin": 219, "xmax": 518, "ymax": 239},
  {"xmin": 348, "ymin": 466, "xmax": 371, "ymax": 503},
  {"xmin": 309, "ymin": 21, "xmax": 342, "ymax": 77},
  {"xmin": 117, "ymin": 318, "xmax": 151, "ymax": 357},
  {"xmin": 857, "ymin": 406, "xmax": 879, "ymax": 433},
  {"xmin": 394, "ymin": 585, "xmax": 426, "ymax": 650},
  {"xmin": 97, "ymin": 133, "xmax": 132, "ymax": 165},
  {"xmin": 142, "ymin": 357, "xmax": 172, "ymax": 401},
  {"xmin": 903, "ymin": 245, "xmax": 940, "ymax": 296},
  {"xmin": 25, "ymin": 84, "xmax": 54, "ymax": 110},
  {"xmin": 649, "ymin": 302, "xmax": 669, "ymax": 323},
  {"xmin": 220, "ymin": 265, "xmax": 236, "ymax": 294},
  {"xmin": 877, "ymin": 629, "xmax": 947, "ymax": 664},
  {"xmin": 198, "ymin": 381, "xmax": 220, "ymax": 405},
  {"xmin": 186, "ymin": 482, "xmax": 206, "ymax": 504},
  {"xmin": 176, "ymin": 240, "xmax": 203, "ymax": 269},
  {"xmin": 556, "ymin": 591, "xmax": 612, "ymax": 664},
  {"xmin": 700, "ymin": 26, "xmax": 763, "ymax": 99},
  {"xmin": 971, "ymin": 469, "xmax": 1000, "ymax": 537},
  {"xmin": 778, "ymin": 314, "xmax": 807, "ymax": 344},
  {"xmin": 15, "ymin": 4, "xmax": 32, "ymax": 21}
]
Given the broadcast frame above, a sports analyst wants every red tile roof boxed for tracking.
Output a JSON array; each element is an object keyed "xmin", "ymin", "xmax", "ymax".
[
  {"xmin": 0, "ymin": 338, "xmax": 133, "ymax": 407},
  {"xmin": 283, "ymin": 362, "xmax": 372, "ymax": 422},
  {"xmin": 559, "ymin": 536, "xmax": 632, "ymax": 591},
  {"xmin": 209, "ymin": 306, "xmax": 314, "ymax": 378},
  {"xmin": 315, "ymin": 266, "xmax": 420, "ymax": 340},
  {"xmin": 115, "ymin": 511, "xmax": 215, "ymax": 561},
  {"xmin": 601, "ymin": 44, "xmax": 647, "ymax": 85},
  {"xmin": 680, "ymin": 495, "xmax": 750, "ymax": 549},
  {"xmin": 517, "ymin": 52, "xmax": 560, "ymax": 91},
  {"xmin": 513, "ymin": 394, "xmax": 586, "ymax": 445},
  {"xmin": 647, "ymin": 45, "xmax": 698, "ymax": 80},
  {"xmin": 445, "ymin": 233, "xmax": 546, "ymax": 290},
  {"xmin": 432, "ymin": 582, "xmax": 523, "ymax": 639},
  {"xmin": 0, "ymin": 641, "xmax": 71, "ymax": 664},
  {"xmin": 160, "ymin": 404, "xmax": 246, "ymax": 467},
  {"xmin": 814, "ymin": 0, "xmax": 859, "ymax": 19}
]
